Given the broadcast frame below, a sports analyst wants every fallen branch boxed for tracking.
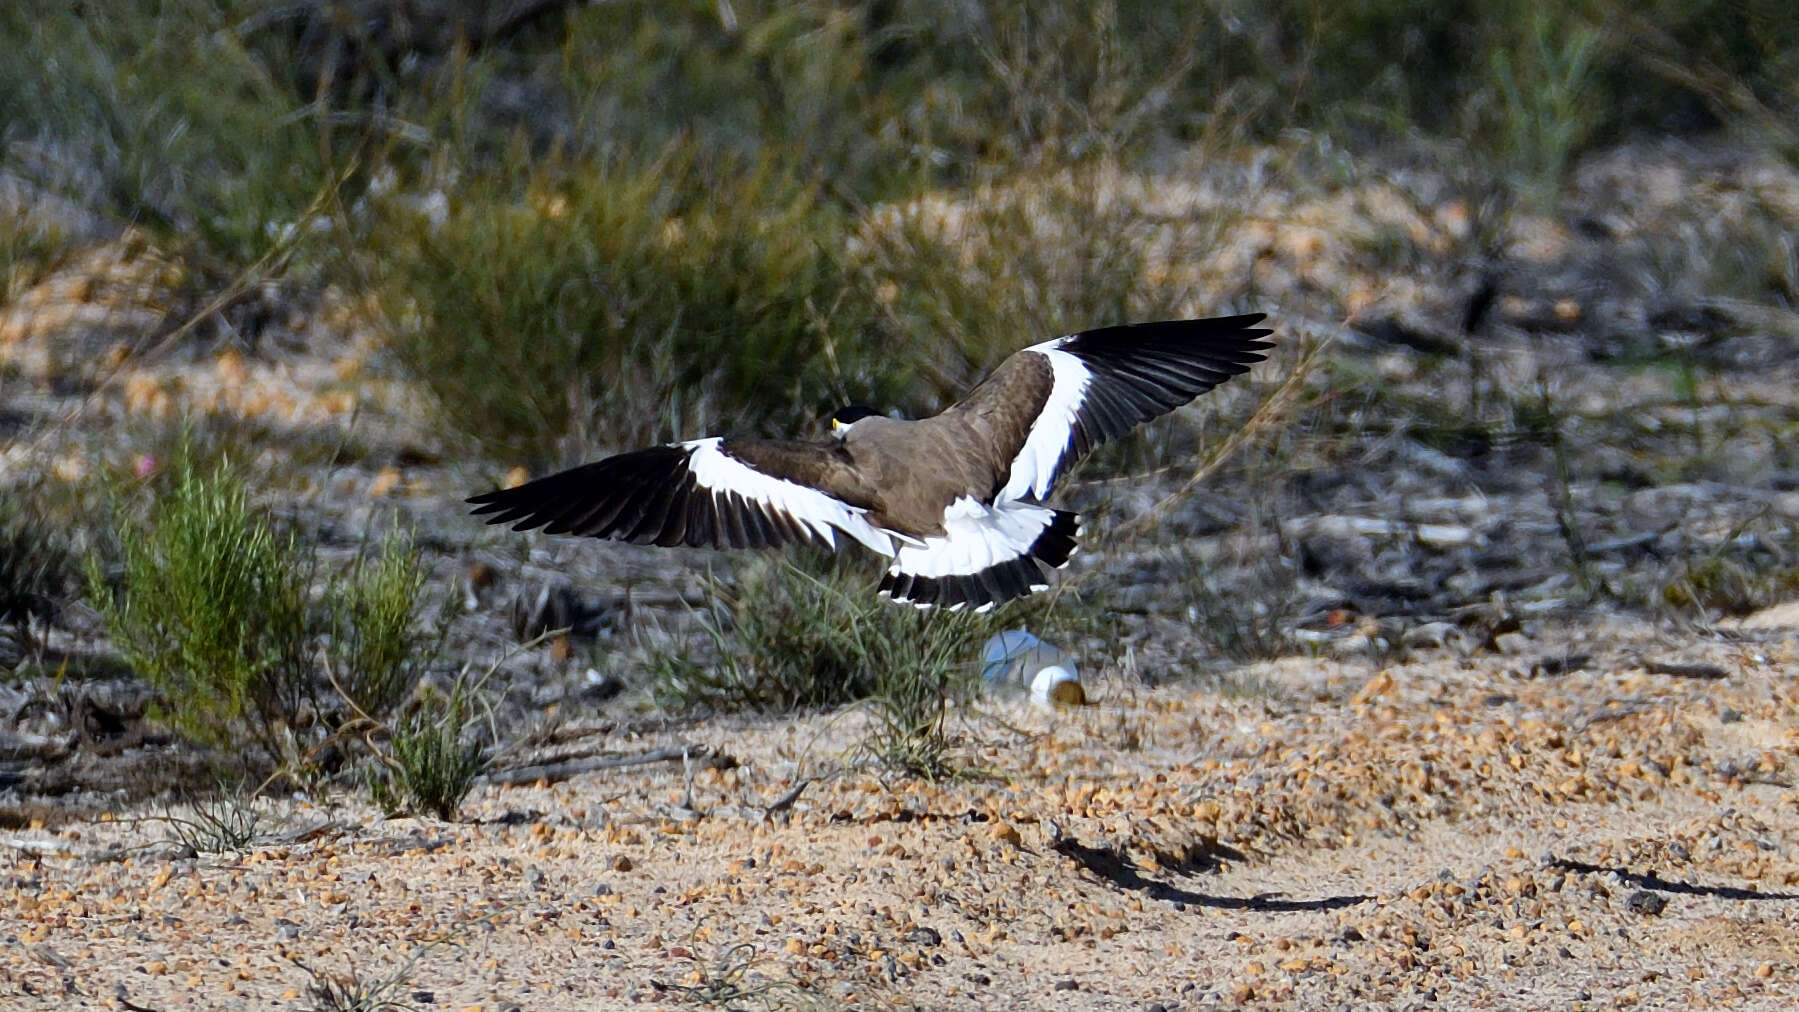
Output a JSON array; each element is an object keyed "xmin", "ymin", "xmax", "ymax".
[
  {"xmin": 480, "ymin": 745, "xmax": 732, "ymax": 786},
  {"xmin": 1641, "ymin": 658, "xmax": 1728, "ymax": 680},
  {"xmin": 0, "ymin": 836, "xmax": 69, "ymax": 856},
  {"xmin": 761, "ymin": 778, "xmax": 812, "ymax": 821}
]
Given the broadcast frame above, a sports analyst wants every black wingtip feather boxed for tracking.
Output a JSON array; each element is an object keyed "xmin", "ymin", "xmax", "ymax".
[
  {"xmin": 468, "ymin": 446, "xmax": 693, "ymax": 534},
  {"xmin": 1049, "ymin": 315, "xmax": 1274, "ymax": 476},
  {"xmin": 882, "ymin": 552, "xmax": 1062, "ymax": 612},
  {"xmin": 1028, "ymin": 510, "xmax": 1081, "ymax": 570}
]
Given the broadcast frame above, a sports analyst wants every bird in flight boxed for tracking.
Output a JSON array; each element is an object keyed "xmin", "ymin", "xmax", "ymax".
[{"xmin": 470, "ymin": 314, "xmax": 1271, "ymax": 611}]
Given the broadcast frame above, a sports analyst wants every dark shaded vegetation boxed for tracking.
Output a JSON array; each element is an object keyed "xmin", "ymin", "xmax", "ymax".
[
  {"xmin": 373, "ymin": 150, "xmax": 896, "ymax": 458},
  {"xmin": 0, "ymin": 487, "xmax": 72, "ymax": 648},
  {"xmin": 6, "ymin": 1, "xmax": 1794, "ymax": 453}
]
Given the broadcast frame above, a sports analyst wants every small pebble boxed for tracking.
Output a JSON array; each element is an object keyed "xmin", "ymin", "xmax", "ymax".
[{"xmin": 1625, "ymin": 889, "xmax": 1667, "ymax": 917}]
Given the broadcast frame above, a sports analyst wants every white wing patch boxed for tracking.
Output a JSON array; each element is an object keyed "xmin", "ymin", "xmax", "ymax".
[
  {"xmin": 684, "ymin": 438, "xmax": 896, "ymax": 556},
  {"xmin": 996, "ymin": 343, "xmax": 1091, "ymax": 502},
  {"xmin": 886, "ymin": 497, "xmax": 1055, "ymax": 584}
]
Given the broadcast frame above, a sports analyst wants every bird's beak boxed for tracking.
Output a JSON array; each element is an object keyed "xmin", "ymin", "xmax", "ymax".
[{"xmin": 830, "ymin": 419, "xmax": 846, "ymax": 437}]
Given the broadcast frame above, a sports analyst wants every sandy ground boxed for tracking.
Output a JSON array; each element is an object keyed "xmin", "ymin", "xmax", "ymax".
[{"xmin": 4, "ymin": 615, "xmax": 1797, "ymax": 1011}]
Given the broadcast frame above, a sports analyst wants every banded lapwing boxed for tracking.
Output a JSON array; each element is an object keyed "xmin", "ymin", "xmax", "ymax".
[{"xmin": 469, "ymin": 314, "xmax": 1272, "ymax": 611}]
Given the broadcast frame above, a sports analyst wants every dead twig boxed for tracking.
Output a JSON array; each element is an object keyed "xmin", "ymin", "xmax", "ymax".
[
  {"xmin": 0, "ymin": 836, "xmax": 69, "ymax": 856},
  {"xmin": 761, "ymin": 779, "xmax": 812, "ymax": 821},
  {"xmin": 480, "ymin": 745, "xmax": 731, "ymax": 786},
  {"xmin": 1640, "ymin": 658, "xmax": 1728, "ymax": 680}
]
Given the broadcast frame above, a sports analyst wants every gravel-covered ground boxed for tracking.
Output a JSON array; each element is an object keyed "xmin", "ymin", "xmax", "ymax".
[{"xmin": 4, "ymin": 617, "xmax": 1798, "ymax": 1009}]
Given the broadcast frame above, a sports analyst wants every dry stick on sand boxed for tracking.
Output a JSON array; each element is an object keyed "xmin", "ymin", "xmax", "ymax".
[{"xmin": 482, "ymin": 745, "xmax": 730, "ymax": 787}]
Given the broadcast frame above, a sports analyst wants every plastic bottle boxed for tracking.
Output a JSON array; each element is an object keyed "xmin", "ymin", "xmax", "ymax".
[{"xmin": 979, "ymin": 630, "xmax": 1085, "ymax": 706}]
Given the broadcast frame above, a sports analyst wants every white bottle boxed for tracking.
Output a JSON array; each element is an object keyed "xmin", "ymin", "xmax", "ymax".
[{"xmin": 980, "ymin": 631, "xmax": 1085, "ymax": 706}]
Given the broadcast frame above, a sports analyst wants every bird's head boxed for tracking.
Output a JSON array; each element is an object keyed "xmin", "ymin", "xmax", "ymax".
[{"xmin": 825, "ymin": 404, "xmax": 880, "ymax": 438}]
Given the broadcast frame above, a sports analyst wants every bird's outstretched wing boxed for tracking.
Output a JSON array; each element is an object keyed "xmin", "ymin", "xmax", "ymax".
[
  {"xmin": 955, "ymin": 314, "xmax": 1272, "ymax": 502},
  {"xmin": 468, "ymin": 437, "xmax": 894, "ymax": 555}
]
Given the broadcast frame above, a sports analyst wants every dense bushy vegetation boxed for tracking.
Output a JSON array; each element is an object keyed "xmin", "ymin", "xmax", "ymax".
[
  {"xmin": 87, "ymin": 458, "xmax": 317, "ymax": 762},
  {"xmin": 86, "ymin": 454, "xmax": 457, "ymax": 788},
  {"xmin": 5, "ymin": 0, "xmax": 1794, "ymax": 457}
]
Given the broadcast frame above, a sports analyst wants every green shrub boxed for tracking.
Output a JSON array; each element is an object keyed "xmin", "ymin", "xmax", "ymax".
[
  {"xmin": 558, "ymin": 0, "xmax": 907, "ymax": 195},
  {"xmin": 1488, "ymin": 11, "xmax": 1601, "ymax": 210},
  {"xmin": 1658, "ymin": 535, "xmax": 1799, "ymax": 619},
  {"xmin": 155, "ymin": 782, "xmax": 274, "ymax": 854},
  {"xmin": 1583, "ymin": 0, "xmax": 1799, "ymax": 144},
  {"xmin": 87, "ymin": 457, "xmax": 314, "ymax": 764},
  {"xmin": 854, "ymin": 166, "xmax": 1195, "ymax": 394},
  {"xmin": 328, "ymin": 532, "xmax": 438, "ymax": 721},
  {"xmin": 373, "ymin": 144, "xmax": 905, "ymax": 461},
  {"xmin": 0, "ymin": 1, "xmax": 338, "ymax": 267},
  {"xmin": 0, "ymin": 209, "xmax": 69, "ymax": 305},
  {"xmin": 365, "ymin": 685, "xmax": 490, "ymax": 821},
  {"xmin": 88, "ymin": 455, "xmax": 441, "ymax": 770},
  {"xmin": 551, "ymin": 0, "xmax": 1237, "ymax": 198},
  {"xmin": 654, "ymin": 557, "xmax": 1004, "ymax": 775}
]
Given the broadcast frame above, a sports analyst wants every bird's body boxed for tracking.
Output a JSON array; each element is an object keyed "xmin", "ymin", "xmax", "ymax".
[{"xmin": 470, "ymin": 315, "xmax": 1272, "ymax": 610}]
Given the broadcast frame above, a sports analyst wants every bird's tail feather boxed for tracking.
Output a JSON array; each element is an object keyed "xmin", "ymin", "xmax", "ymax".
[{"xmin": 877, "ymin": 502, "xmax": 1079, "ymax": 611}]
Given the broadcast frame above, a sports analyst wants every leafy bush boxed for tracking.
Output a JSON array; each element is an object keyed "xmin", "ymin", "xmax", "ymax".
[
  {"xmin": 853, "ymin": 166, "xmax": 1196, "ymax": 395},
  {"xmin": 87, "ymin": 457, "xmax": 314, "ymax": 763},
  {"xmin": 1488, "ymin": 12, "xmax": 1601, "ymax": 210},
  {"xmin": 328, "ymin": 532, "xmax": 438, "ymax": 721},
  {"xmin": 1582, "ymin": 0, "xmax": 1799, "ymax": 142},
  {"xmin": 0, "ymin": 209, "xmax": 69, "ymax": 305},
  {"xmin": 0, "ymin": 1, "xmax": 338, "ymax": 267},
  {"xmin": 88, "ymin": 454, "xmax": 442, "ymax": 771},
  {"xmin": 558, "ymin": 0, "xmax": 907, "ymax": 194},
  {"xmin": 365, "ymin": 684, "xmax": 490, "ymax": 821},
  {"xmin": 372, "ymin": 145, "xmax": 905, "ymax": 461},
  {"xmin": 558, "ymin": 0, "xmax": 1240, "ymax": 188},
  {"xmin": 654, "ymin": 557, "xmax": 1005, "ymax": 775}
]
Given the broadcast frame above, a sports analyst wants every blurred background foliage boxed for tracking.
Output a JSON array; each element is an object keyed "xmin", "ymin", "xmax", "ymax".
[{"xmin": 1, "ymin": 0, "xmax": 1795, "ymax": 462}]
